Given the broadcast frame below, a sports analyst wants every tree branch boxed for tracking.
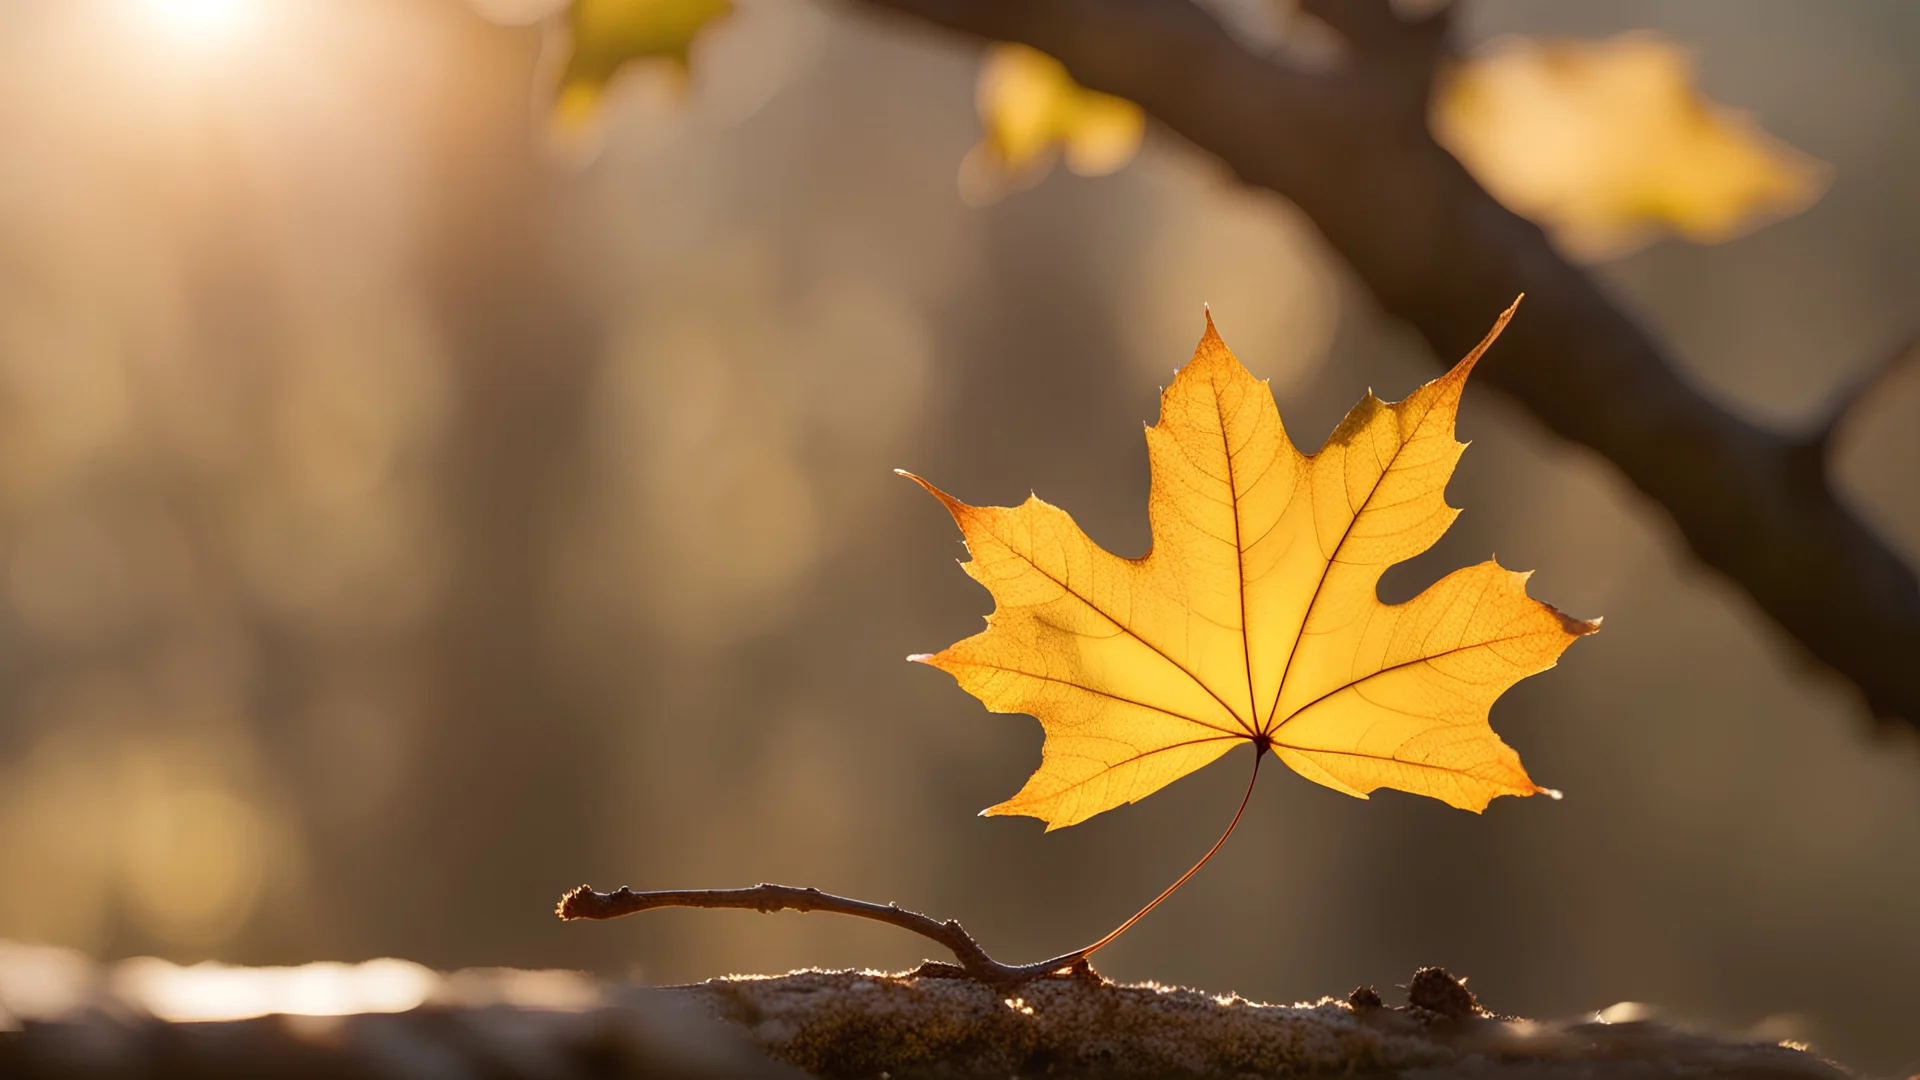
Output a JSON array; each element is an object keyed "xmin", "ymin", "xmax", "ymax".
[
  {"xmin": 557, "ymin": 883, "xmax": 1097, "ymax": 989},
  {"xmin": 855, "ymin": 0, "xmax": 1920, "ymax": 728},
  {"xmin": 1806, "ymin": 330, "xmax": 1920, "ymax": 463}
]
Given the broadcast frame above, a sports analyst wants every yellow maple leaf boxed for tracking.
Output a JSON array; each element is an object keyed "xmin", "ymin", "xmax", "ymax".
[
  {"xmin": 1433, "ymin": 33, "xmax": 1829, "ymax": 261},
  {"xmin": 907, "ymin": 302, "xmax": 1597, "ymax": 830},
  {"xmin": 552, "ymin": 0, "xmax": 732, "ymax": 130},
  {"xmin": 959, "ymin": 43, "xmax": 1146, "ymax": 205}
]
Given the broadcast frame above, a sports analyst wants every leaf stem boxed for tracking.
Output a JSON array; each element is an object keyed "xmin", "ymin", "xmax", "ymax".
[
  {"xmin": 1064, "ymin": 742, "xmax": 1263, "ymax": 963},
  {"xmin": 557, "ymin": 744, "xmax": 1265, "ymax": 989}
]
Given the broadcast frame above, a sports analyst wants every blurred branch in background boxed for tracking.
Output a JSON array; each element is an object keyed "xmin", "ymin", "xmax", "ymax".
[{"xmin": 853, "ymin": 0, "xmax": 1920, "ymax": 731}]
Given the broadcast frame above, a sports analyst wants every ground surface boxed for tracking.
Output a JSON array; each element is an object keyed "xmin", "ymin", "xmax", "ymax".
[
  {"xmin": 0, "ymin": 945, "xmax": 1853, "ymax": 1078},
  {"xmin": 682, "ymin": 968, "xmax": 1849, "ymax": 1079}
]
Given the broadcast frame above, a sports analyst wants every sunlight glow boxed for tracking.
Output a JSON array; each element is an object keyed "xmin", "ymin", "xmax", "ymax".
[
  {"xmin": 136, "ymin": 0, "xmax": 253, "ymax": 42},
  {"xmin": 112, "ymin": 957, "xmax": 438, "ymax": 1022}
]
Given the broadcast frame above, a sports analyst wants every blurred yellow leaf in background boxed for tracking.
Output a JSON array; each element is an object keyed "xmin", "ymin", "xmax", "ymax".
[
  {"xmin": 1434, "ymin": 33, "xmax": 1829, "ymax": 261},
  {"xmin": 960, "ymin": 44, "xmax": 1146, "ymax": 206},
  {"xmin": 554, "ymin": 0, "xmax": 732, "ymax": 130},
  {"xmin": 908, "ymin": 302, "xmax": 1597, "ymax": 830}
]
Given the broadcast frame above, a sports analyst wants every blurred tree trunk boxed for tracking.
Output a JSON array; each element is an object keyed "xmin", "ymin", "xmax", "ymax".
[{"xmin": 383, "ymin": 6, "xmax": 603, "ymax": 965}]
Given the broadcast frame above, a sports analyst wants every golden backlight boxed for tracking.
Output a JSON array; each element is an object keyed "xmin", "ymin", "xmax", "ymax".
[{"xmin": 135, "ymin": 0, "xmax": 255, "ymax": 42}]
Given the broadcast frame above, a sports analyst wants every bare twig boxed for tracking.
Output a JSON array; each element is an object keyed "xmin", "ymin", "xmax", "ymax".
[
  {"xmin": 854, "ymin": 0, "xmax": 1920, "ymax": 728},
  {"xmin": 559, "ymin": 882, "xmax": 1099, "ymax": 988},
  {"xmin": 561, "ymin": 748, "xmax": 1265, "ymax": 988}
]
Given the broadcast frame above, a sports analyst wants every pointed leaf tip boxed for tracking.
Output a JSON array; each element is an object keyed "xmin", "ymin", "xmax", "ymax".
[
  {"xmin": 1449, "ymin": 300, "xmax": 1520, "ymax": 382},
  {"xmin": 1545, "ymin": 605, "xmax": 1603, "ymax": 636},
  {"xmin": 899, "ymin": 470, "xmax": 971, "ymax": 521},
  {"xmin": 907, "ymin": 653, "xmax": 934, "ymax": 664}
]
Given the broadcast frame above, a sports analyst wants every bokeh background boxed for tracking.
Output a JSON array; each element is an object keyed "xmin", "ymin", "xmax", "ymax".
[{"xmin": 1, "ymin": 0, "xmax": 1917, "ymax": 1072}]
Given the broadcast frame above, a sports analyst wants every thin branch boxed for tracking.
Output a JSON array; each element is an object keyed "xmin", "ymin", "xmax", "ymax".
[
  {"xmin": 854, "ymin": 0, "xmax": 1920, "ymax": 728},
  {"xmin": 562, "ymin": 745, "xmax": 1266, "ymax": 988},
  {"xmin": 557, "ymin": 882, "xmax": 1071, "ymax": 987}
]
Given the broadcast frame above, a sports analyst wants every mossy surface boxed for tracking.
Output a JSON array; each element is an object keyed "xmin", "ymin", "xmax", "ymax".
[
  {"xmin": 680, "ymin": 969, "xmax": 1849, "ymax": 1080},
  {"xmin": 0, "ymin": 946, "xmax": 1855, "ymax": 1079}
]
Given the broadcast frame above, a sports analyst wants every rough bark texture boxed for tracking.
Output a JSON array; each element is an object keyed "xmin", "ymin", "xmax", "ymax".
[
  {"xmin": 683, "ymin": 969, "xmax": 1846, "ymax": 1079},
  {"xmin": 0, "ymin": 957, "xmax": 1853, "ymax": 1079},
  {"xmin": 853, "ymin": 0, "xmax": 1920, "ymax": 729}
]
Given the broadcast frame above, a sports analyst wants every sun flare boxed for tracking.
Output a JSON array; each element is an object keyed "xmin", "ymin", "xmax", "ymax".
[{"xmin": 137, "ymin": 0, "xmax": 253, "ymax": 42}]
